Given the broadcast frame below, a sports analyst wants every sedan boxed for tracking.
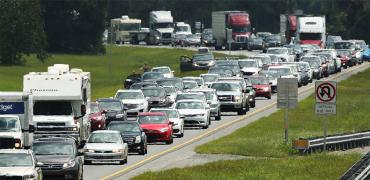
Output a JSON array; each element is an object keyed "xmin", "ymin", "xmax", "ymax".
[
  {"xmin": 248, "ymin": 76, "xmax": 272, "ymax": 99},
  {"xmin": 141, "ymin": 87, "xmax": 171, "ymax": 109},
  {"xmin": 150, "ymin": 108, "xmax": 185, "ymax": 137},
  {"xmin": 151, "ymin": 66, "xmax": 174, "ymax": 78},
  {"xmin": 175, "ymin": 99, "xmax": 210, "ymax": 129},
  {"xmin": 137, "ymin": 112, "xmax": 174, "ymax": 144},
  {"xmin": 89, "ymin": 102, "xmax": 106, "ymax": 131},
  {"xmin": 83, "ymin": 130, "xmax": 128, "ymax": 165}
]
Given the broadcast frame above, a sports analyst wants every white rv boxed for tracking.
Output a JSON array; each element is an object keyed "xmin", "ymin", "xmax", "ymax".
[
  {"xmin": 23, "ymin": 64, "xmax": 91, "ymax": 145},
  {"xmin": 111, "ymin": 15, "xmax": 142, "ymax": 44},
  {"xmin": 147, "ymin": 11, "xmax": 174, "ymax": 45},
  {"xmin": 0, "ymin": 92, "xmax": 34, "ymax": 149},
  {"xmin": 296, "ymin": 16, "xmax": 326, "ymax": 48}
]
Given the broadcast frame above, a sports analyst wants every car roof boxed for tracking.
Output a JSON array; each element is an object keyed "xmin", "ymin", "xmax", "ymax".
[
  {"xmin": 92, "ymin": 130, "xmax": 120, "ymax": 134},
  {"xmin": 183, "ymin": 76, "xmax": 202, "ymax": 79},
  {"xmin": 176, "ymin": 99, "xmax": 204, "ymax": 103},
  {"xmin": 138, "ymin": 112, "xmax": 166, "ymax": 116},
  {"xmin": 178, "ymin": 91, "xmax": 204, "ymax": 95},
  {"xmin": 156, "ymin": 77, "xmax": 181, "ymax": 81},
  {"xmin": 0, "ymin": 149, "xmax": 32, "ymax": 154},
  {"xmin": 0, "ymin": 115, "xmax": 19, "ymax": 118},
  {"xmin": 108, "ymin": 121, "xmax": 139, "ymax": 125},
  {"xmin": 200, "ymin": 73, "xmax": 219, "ymax": 76},
  {"xmin": 116, "ymin": 89, "xmax": 142, "ymax": 93},
  {"xmin": 152, "ymin": 66, "xmax": 170, "ymax": 69},
  {"xmin": 150, "ymin": 108, "xmax": 177, "ymax": 111},
  {"xmin": 34, "ymin": 137, "xmax": 76, "ymax": 143},
  {"xmin": 191, "ymin": 88, "xmax": 215, "ymax": 92},
  {"xmin": 213, "ymin": 81, "xmax": 239, "ymax": 84},
  {"xmin": 183, "ymin": 80, "xmax": 197, "ymax": 83},
  {"xmin": 96, "ymin": 98, "xmax": 121, "ymax": 102}
]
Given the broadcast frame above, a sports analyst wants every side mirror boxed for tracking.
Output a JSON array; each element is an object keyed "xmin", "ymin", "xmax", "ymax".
[
  {"xmin": 244, "ymin": 89, "xmax": 250, "ymax": 93},
  {"xmin": 172, "ymin": 71, "xmax": 175, "ymax": 73},
  {"xmin": 205, "ymin": 104, "xmax": 210, "ymax": 109},
  {"xmin": 145, "ymin": 97, "xmax": 150, "ymax": 100},
  {"xmin": 102, "ymin": 110, "xmax": 108, "ymax": 114},
  {"xmin": 77, "ymin": 149, "xmax": 84, "ymax": 156},
  {"xmin": 269, "ymin": 82, "xmax": 272, "ymax": 85},
  {"xmin": 81, "ymin": 105, "xmax": 86, "ymax": 116},
  {"xmin": 169, "ymin": 121, "xmax": 174, "ymax": 125}
]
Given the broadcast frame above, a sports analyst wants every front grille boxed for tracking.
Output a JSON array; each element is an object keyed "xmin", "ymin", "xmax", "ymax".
[
  {"xmin": 236, "ymin": 36, "xmax": 247, "ymax": 43},
  {"xmin": 126, "ymin": 104, "xmax": 138, "ymax": 109},
  {"xmin": 218, "ymin": 95, "xmax": 233, "ymax": 102},
  {"xmin": 243, "ymin": 72, "xmax": 255, "ymax": 76},
  {"xmin": 0, "ymin": 176, "xmax": 23, "ymax": 180},
  {"xmin": 0, "ymin": 138, "xmax": 15, "ymax": 149},
  {"xmin": 123, "ymin": 136, "xmax": 135, "ymax": 145},
  {"xmin": 162, "ymin": 33, "xmax": 172, "ymax": 39},
  {"xmin": 89, "ymin": 155, "xmax": 120, "ymax": 159},
  {"xmin": 185, "ymin": 114, "xmax": 197, "ymax": 117},
  {"xmin": 149, "ymin": 101, "xmax": 159, "ymax": 105},
  {"xmin": 36, "ymin": 122, "xmax": 66, "ymax": 131},
  {"xmin": 39, "ymin": 163, "xmax": 63, "ymax": 170},
  {"xmin": 95, "ymin": 150, "xmax": 113, "ymax": 153}
]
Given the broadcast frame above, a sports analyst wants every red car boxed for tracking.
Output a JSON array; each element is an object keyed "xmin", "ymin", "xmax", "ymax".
[
  {"xmin": 89, "ymin": 102, "xmax": 106, "ymax": 131},
  {"xmin": 248, "ymin": 76, "xmax": 272, "ymax": 99},
  {"xmin": 137, "ymin": 112, "xmax": 173, "ymax": 144},
  {"xmin": 336, "ymin": 49, "xmax": 352, "ymax": 68}
]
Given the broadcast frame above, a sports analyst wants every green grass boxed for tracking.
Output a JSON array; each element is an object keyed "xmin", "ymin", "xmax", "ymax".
[
  {"xmin": 0, "ymin": 46, "xmax": 214, "ymax": 99},
  {"xmin": 133, "ymin": 153, "xmax": 359, "ymax": 180}
]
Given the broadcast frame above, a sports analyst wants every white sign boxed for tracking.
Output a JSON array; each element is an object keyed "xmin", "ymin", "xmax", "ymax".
[
  {"xmin": 277, "ymin": 78, "xmax": 298, "ymax": 109},
  {"xmin": 315, "ymin": 81, "xmax": 337, "ymax": 115}
]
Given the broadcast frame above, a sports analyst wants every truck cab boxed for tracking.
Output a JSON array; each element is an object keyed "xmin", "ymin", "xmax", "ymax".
[
  {"xmin": 23, "ymin": 64, "xmax": 91, "ymax": 145},
  {"xmin": 148, "ymin": 11, "xmax": 174, "ymax": 45},
  {"xmin": 296, "ymin": 16, "xmax": 326, "ymax": 48}
]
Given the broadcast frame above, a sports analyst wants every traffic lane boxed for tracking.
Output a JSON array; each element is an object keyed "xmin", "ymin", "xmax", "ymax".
[{"xmin": 83, "ymin": 97, "xmax": 276, "ymax": 180}]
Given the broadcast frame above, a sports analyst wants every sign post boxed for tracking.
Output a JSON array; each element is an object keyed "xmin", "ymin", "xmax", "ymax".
[
  {"xmin": 226, "ymin": 28, "xmax": 233, "ymax": 55},
  {"xmin": 277, "ymin": 78, "xmax": 298, "ymax": 144},
  {"xmin": 315, "ymin": 81, "xmax": 337, "ymax": 152}
]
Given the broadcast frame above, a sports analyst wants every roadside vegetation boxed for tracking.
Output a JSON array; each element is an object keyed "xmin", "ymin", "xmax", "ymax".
[
  {"xmin": 0, "ymin": 46, "xmax": 211, "ymax": 99},
  {"xmin": 134, "ymin": 66, "xmax": 370, "ymax": 179}
]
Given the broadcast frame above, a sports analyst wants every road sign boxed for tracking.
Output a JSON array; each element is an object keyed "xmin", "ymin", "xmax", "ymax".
[
  {"xmin": 315, "ymin": 81, "xmax": 337, "ymax": 115},
  {"xmin": 277, "ymin": 78, "xmax": 298, "ymax": 109}
]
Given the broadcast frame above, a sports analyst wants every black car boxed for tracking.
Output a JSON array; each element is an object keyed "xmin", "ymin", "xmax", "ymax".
[
  {"xmin": 124, "ymin": 74, "xmax": 141, "ymax": 89},
  {"xmin": 130, "ymin": 81, "xmax": 159, "ymax": 89},
  {"xmin": 141, "ymin": 87, "xmax": 171, "ymax": 109},
  {"xmin": 264, "ymin": 34, "xmax": 282, "ymax": 51},
  {"xmin": 32, "ymin": 137, "xmax": 83, "ymax": 180},
  {"xmin": 179, "ymin": 52, "xmax": 215, "ymax": 71},
  {"xmin": 107, "ymin": 121, "xmax": 147, "ymax": 155},
  {"xmin": 96, "ymin": 98, "xmax": 127, "ymax": 125},
  {"xmin": 247, "ymin": 37, "xmax": 266, "ymax": 51}
]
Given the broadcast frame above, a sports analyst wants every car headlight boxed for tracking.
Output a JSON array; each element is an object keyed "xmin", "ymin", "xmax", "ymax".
[
  {"xmin": 263, "ymin": 87, "xmax": 270, "ymax": 91},
  {"xmin": 112, "ymin": 149, "xmax": 124, "ymax": 153},
  {"xmin": 196, "ymin": 114, "xmax": 205, "ymax": 117},
  {"xmin": 208, "ymin": 61, "xmax": 215, "ymax": 66},
  {"xmin": 84, "ymin": 149, "xmax": 95, "ymax": 153},
  {"xmin": 135, "ymin": 136, "xmax": 141, "ymax": 143},
  {"xmin": 210, "ymin": 104, "xmax": 218, "ymax": 108},
  {"xmin": 116, "ymin": 114, "xmax": 124, "ymax": 118},
  {"xmin": 63, "ymin": 160, "xmax": 76, "ymax": 169},
  {"xmin": 67, "ymin": 127, "xmax": 78, "ymax": 131},
  {"xmin": 234, "ymin": 95, "xmax": 241, "ymax": 101},
  {"xmin": 14, "ymin": 139, "xmax": 21, "ymax": 148},
  {"xmin": 160, "ymin": 127, "xmax": 169, "ymax": 133},
  {"xmin": 24, "ymin": 174, "xmax": 36, "ymax": 180},
  {"xmin": 125, "ymin": 79, "xmax": 132, "ymax": 82},
  {"xmin": 192, "ymin": 62, "xmax": 198, "ymax": 67}
]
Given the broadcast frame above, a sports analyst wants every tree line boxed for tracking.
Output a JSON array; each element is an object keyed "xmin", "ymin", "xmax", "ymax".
[{"xmin": 0, "ymin": 0, "xmax": 369, "ymax": 65}]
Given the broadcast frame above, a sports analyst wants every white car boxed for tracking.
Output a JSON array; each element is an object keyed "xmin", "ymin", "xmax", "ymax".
[
  {"xmin": 266, "ymin": 47, "xmax": 295, "ymax": 62},
  {"xmin": 150, "ymin": 108, "xmax": 184, "ymax": 137},
  {"xmin": 182, "ymin": 76, "xmax": 205, "ymax": 88},
  {"xmin": 0, "ymin": 149, "xmax": 42, "ymax": 179},
  {"xmin": 175, "ymin": 99, "xmax": 210, "ymax": 129},
  {"xmin": 190, "ymin": 88, "xmax": 221, "ymax": 120},
  {"xmin": 267, "ymin": 66, "xmax": 296, "ymax": 79},
  {"xmin": 238, "ymin": 59, "xmax": 262, "ymax": 76},
  {"xmin": 151, "ymin": 66, "xmax": 174, "ymax": 78},
  {"xmin": 298, "ymin": 61, "xmax": 313, "ymax": 82},
  {"xmin": 83, "ymin": 130, "xmax": 128, "ymax": 164},
  {"xmin": 115, "ymin": 89, "xmax": 149, "ymax": 116},
  {"xmin": 175, "ymin": 92, "xmax": 207, "ymax": 103},
  {"xmin": 162, "ymin": 86, "xmax": 179, "ymax": 104},
  {"xmin": 200, "ymin": 73, "xmax": 220, "ymax": 87},
  {"xmin": 0, "ymin": 115, "xmax": 23, "ymax": 148}
]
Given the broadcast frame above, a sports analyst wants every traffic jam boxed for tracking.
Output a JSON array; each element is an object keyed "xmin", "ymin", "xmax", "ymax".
[{"xmin": 0, "ymin": 10, "xmax": 369, "ymax": 180}]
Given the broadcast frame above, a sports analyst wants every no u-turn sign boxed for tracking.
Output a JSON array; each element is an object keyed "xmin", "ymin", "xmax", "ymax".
[{"xmin": 315, "ymin": 81, "xmax": 337, "ymax": 115}]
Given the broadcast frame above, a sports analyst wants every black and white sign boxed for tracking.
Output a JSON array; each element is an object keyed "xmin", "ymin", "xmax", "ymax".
[{"xmin": 315, "ymin": 81, "xmax": 337, "ymax": 115}]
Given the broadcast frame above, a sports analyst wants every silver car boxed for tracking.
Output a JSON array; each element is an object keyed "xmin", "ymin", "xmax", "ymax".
[
  {"xmin": 190, "ymin": 88, "xmax": 221, "ymax": 120},
  {"xmin": 83, "ymin": 130, "xmax": 128, "ymax": 165}
]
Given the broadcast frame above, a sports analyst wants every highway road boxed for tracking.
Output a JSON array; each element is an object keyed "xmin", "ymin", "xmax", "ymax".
[{"xmin": 84, "ymin": 46, "xmax": 369, "ymax": 180}]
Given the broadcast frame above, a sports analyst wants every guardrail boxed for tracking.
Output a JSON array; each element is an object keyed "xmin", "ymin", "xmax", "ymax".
[
  {"xmin": 292, "ymin": 130, "xmax": 370, "ymax": 153},
  {"xmin": 340, "ymin": 151, "xmax": 370, "ymax": 180}
]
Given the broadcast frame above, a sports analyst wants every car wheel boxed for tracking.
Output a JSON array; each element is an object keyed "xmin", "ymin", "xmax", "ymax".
[
  {"xmin": 165, "ymin": 135, "xmax": 173, "ymax": 144},
  {"xmin": 208, "ymin": 117, "xmax": 211, "ymax": 125},
  {"xmin": 215, "ymin": 111, "xmax": 221, "ymax": 120},
  {"xmin": 237, "ymin": 108, "xmax": 244, "ymax": 115},
  {"xmin": 251, "ymin": 100, "xmax": 256, "ymax": 108},
  {"xmin": 267, "ymin": 94, "xmax": 271, "ymax": 99},
  {"xmin": 139, "ymin": 146, "xmax": 145, "ymax": 155}
]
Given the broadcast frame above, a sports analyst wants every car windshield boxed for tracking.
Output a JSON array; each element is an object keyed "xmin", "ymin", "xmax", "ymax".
[
  {"xmin": 98, "ymin": 101, "xmax": 122, "ymax": 111},
  {"xmin": 142, "ymin": 89, "xmax": 165, "ymax": 97},
  {"xmin": 217, "ymin": 65, "xmax": 239, "ymax": 74},
  {"xmin": 334, "ymin": 42, "xmax": 355, "ymax": 49},
  {"xmin": 88, "ymin": 133, "xmax": 122, "ymax": 143},
  {"xmin": 151, "ymin": 110, "xmax": 178, "ymax": 118},
  {"xmin": 142, "ymin": 73, "xmax": 162, "ymax": 80},
  {"xmin": 175, "ymin": 26, "xmax": 189, "ymax": 32},
  {"xmin": 267, "ymin": 35, "xmax": 280, "ymax": 41},
  {"xmin": 33, "ymin": 142, "xmax": 74, "ymax": 155},
  {"xmin": 239, "ymin": 61, "xmax": 257, "ymax": 68},
  {"xmin": 90, "ymin": 103, "xmax": 100, "ymax": 113},
  {"xmin": 108, "ymin": 123, "xmax": 140, "ymax": 132},
  {"xmin": 184, "ymin": 78, "xmax": 203, "ymax": 86},
  {"xmin": 269, "ymin": 68, "xmax": 292, "ymax": 76},
  {"xmin": 0, "ymin": 117, "xmax": 20, "ymax": 132},
  {"xmin": 116, "ymin": 91, "xmax": 143, "ymax": 99},
  {"xmin": 176, "ymin": 94, "xmax": 205, "ymax": 101},
  {"xmin": 184, "ymin": 82, "xmax": 198, "ymax": 89},
  {"xmin": 211, "ymin": 83, "xmax": 240, "ymax": 91},
  {"xmin": 193, "ymin": 53, "xmax": 214, "ymax": 61},
  {"xmin": 208, "ymin": 68, "xmax": 232, "ymax": 76},
  {"xmin": 137, "ymin": 115, "xmax": 167, "ymax": 124},
  {"xmin": 176, "ymin": 102, "xmax": 204, "ymax": 109},
  {"xmin": 163, "ymin": 87, "xmax": 177, "ymax": 94},
  {"xmin": 299, "ymin": 33, "xmax": 322, "ymax": 40},
  {"xmin": 157, "ymin": 79, "xmax": 183, "ymax": 90},
  {"xmin": 152, "ymin": 68, "xmax": 170, "ymax": 74},
  {"xmin": 153, "ymin": 22, "xmax": 173, "ymax": 29},
  {"xmin": 298, "ymin": 63, "xmax": 308, "ymax": 71},
  {"xmin": 337, "ymin": 50, "xmax": 351, "ymax": 56},
  {"xmin": 267, "ymin": 49, "xmax": 288, "ymax": 54},
  {"xmin": 202, "ymin": 75, "xmax": 218, "ymax": 82},
  {"xmin": 302, "ymin": 60, "xmax": 320, "ymax": 68},
  {"xmin": 249, "ymin": 77, "xmax": 269, "ymax": 85},
  {"xmin": 34, "ymin": 101, "xmax": 72, "ymax": 115},
  {"xmin": 204, "ymin": 91, "xmax": 217, "ymax": 101},
  {"xmin": 0, "ymin": 153, "xmax": 33, "ymax": 167}
]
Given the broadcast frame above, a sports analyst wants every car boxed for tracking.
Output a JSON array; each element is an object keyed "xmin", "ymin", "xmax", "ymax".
[
  {"xmin": 247, "ymin": 37, "xmax": 266, "ymax": 51},
  {"xmin": 151, "ymin": 66, "xmax": 174, "ymax": 78},
  {"xmin": 243, "ymin": 78, "xmax": 257, "ymax": 108},
  {"xmin": 200, "ymin": 73, "xmax": 220, "ymax": 87},
  {"xmin": 182, "ymin": 34, "xmax": 201, "ymax": 47},
  {"xmin": 150, "ymin": 108, "xmax": 184, "ymax": 137},
  {"xmin": 256, "ymin": 32, "xmax": 272, "ymax": 41},
  {"xmin": 107, "ymin": 121, "xmax": 147, "ymax": 155},
  {"xmin": 182, "ymin": 76, "xmax": 205, "ymax": 87},
  {"xmin": 183, "ymin": 80, "xmax": 199, "ymax": 91},
  {"xmin": 264, "ymin": 34, "xmax": 282, "ymax": 50},
  {"xmin": 312, "ymin": 49, "xmax": 342, "ymax": 73},
  {"xmin": 215, "ymin": 64, "xmax": 242, "ymax": 77},
  {"xmin": 297, "ymin": 61, "xmax": 313, "ymax": 83},
  {"xmin": 208, "ymin": 67, "xmax": 233, "ymax": 77},
  {"xmin": 124, "ymin": 73, "xmax": 141, "ymax": 89},
  {"xmin": 251, "ymin": 54, "xmax": 273, "ymax": 66},
  {"xmin": 83, "ymin": 130, "xmax": 128, "ymax": 164},
  {"xmin": 283, "ymin": 44, "xmax": 304, "ymax": 60},
  {"xmin": 89, "ymin": 102, "xmax": 106, "ymax": 131},
  {"xmin": 156, "ymin": 77, "xmax": 184, "ymax": 91},
  {"xmin": 280, "ymin": 62, "xmax": 306, "ymax": 86},
  {"xmin": 136, "ymin": 112, "xmax": 174, "ymax": 144},
  {"xmin": 211, "ymin": 81, "xmax": 248, "ymax": 115},
  {"xmin": 0, "ymin": 149, "xmax": 42, "ymax": 179},
  {"xmin": 334, "ymin": 41, "xmax": 361, "ymax": 65},
  {"xmin": 238, "ymin": 59, "xmax": 262, "ymax": 76},
  {"xmin": 0, "ymin": 115, "xmax": 23, "ymax": 149},
  {"xmin": 326, "ymin": 35, "xmax": 342, "ymax": 49},
  {"xmin": 32, "ymin": 137, "xmax": 83, "ymax": 179},
  {"xmin": 310, "ymin": 52, "xmax": 336, "ymax": 75},
  {"xmin": 201, "ymin": 28, "xmax": 215, "ymax": 47},
  {"xmin": 141, "ymin": 72, "xmax": 164, "ymax": 82},
  {"xmin": 162, "ymin": 85, "xmax": 179, "ymax": 104},
  {"xmin": 172, "ymin": 34, "xmax": 187, "ymax": 46},
  {"xmin": 180, "ymin": 52, "xmax": 215, "ymax": 71},
  {"xmin": 175, "ymin": 92, "xmax": 207, "ymax": 104},
  {"xmin": 363, "ymin": 48, "xmax": 370, "ymax": 61},
  {"xmin": 141, "ymin": 87, "xmax": 171, "ymax": 109},
  {"xmin": 175, "ymin": 99, "xmax": 211, "ymax": 129},
  {"xmin": 247, "ymin": 76, "xmax": 272, "ymax": 99},
  {"xmin": 190, "ymin": 88, "xmax": 221, "ymax": 120},
  {"xmin": 96, "ymin": 98, "xmax": 127, "ymax": 125},
  {"xmin": 130, "ymin": 81, "xmax": 159, "ymax": 89},
  {"xmin": 300, "ymin": 56, "xmax": 324, "ymax": 80},
  {"xmin": 336, "ymin": 49, "xmax": 353, "ymax": 68},
  {"xmin": 266, "ymin": 47, "xmax": 295, "ymax": 62},
  {"xmin": 114, "ymin": 89, "xmax": 149, "ymax": 116}
]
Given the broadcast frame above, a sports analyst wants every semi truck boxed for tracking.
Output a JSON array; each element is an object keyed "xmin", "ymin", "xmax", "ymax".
[
  {"xmin": 23, "ymin": 64, "xmax": 91, "ymax": 145},
  {"xmin": 212, "ymin": 11, "xmax": 252, "ymax": 50},
  {"xmin": 296, "ymin": 16, "xmax": 326, "ymax": 48},
  {"xmin": 0, "ymin": 92, "xmax": 34, "ymax": 149},
  {"xmin": 147, "ymin": 11, "xmax": 174, "ymax": 45},
  {"xmin": 110, "ymin": 15, "xmax": 149, "ymax": 44}
]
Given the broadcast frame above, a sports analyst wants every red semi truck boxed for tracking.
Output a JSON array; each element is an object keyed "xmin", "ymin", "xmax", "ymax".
[{"xmin": 212, "ymin": 11, "xmax": 251, "ymax": 50}]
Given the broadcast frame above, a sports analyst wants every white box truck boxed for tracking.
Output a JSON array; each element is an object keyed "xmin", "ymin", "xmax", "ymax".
[
  {"xmin": 147, "ymin": 11, "xmax": 174, "ymax": 45},
  {"xmin": 296, "ymin": 16, "xmax": 326, "ymax": 48},
  {"xmin": 23, "ymin": 64, "xmax": 91, "ymax": 145},
  {"xmin": 0, "ymin": 92, "xmax": 34, "ymax": 149}
]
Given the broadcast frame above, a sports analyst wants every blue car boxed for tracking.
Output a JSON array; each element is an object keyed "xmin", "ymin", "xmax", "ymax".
[{"xmin": 363, "ymin": 48, "xmax": 370, "ymax": 61}]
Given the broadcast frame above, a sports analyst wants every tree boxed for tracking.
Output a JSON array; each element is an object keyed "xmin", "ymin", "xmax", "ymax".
[{"xmin": 0, "ymin": 0, "xmax": 47, "ymax": 65}]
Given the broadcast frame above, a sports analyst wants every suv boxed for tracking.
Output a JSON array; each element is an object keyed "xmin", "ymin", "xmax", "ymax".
[
  {"xmin": 211, "ymin": 81, "xmax": 248, "ymax": 115},
  {"xmin": 32, "ymin": 137, "xmax": 83, "ymax": 179},
  {"xmin": 219, "ymin": 77, "xmax": 254, "ymax": 108},
  {"xmin": 0, "ymin": 149, "xmax": 42, "ymax": 179}
]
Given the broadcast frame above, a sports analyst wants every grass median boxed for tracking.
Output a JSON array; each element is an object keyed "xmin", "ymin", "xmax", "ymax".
[
  {"xmin": 0, "ymin": 46, "xmax": 211, "ymax": 99},
  {"xmin": 134, "ymin": 65, "xmax": 370, "ymax": 179}
]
